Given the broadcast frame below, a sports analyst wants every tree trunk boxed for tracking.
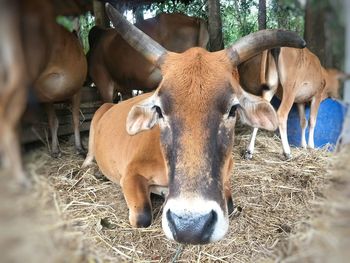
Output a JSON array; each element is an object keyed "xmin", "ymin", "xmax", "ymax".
[
  {"xmin": 207, "ymin": 0, "xmax": 224, "ymax": 51},
  {"xmin": 258, "ymin": 0, "xmax": 266, "ymax": 30},
  {"xmin": 304, "ymin": 0, "xmax": 330, "ymax": 66},
  {"xmin": 133, "ymin": 6, "xmax": 144, "ymax": 24},
  {"xmin": 93, "ymin": 0, "xmax": 109, "ymax": 28}
]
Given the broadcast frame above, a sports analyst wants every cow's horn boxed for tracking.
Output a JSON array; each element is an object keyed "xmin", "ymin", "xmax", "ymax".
[
  {"xmin": 105, "ymin": 3, "xmax": 168, "ymax": 65},
  {"xmin": 226, "ymin": 29, "xmax": 306, "ymax": 66}
]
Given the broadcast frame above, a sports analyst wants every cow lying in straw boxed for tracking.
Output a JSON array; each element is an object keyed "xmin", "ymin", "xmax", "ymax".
[
  {"xmin": 82, "ymin": 4, "xmax": 306, "ymax": 244},
  {"xmin": 239, "ymin": 48, "xmax": 347, "ymax": 159}
]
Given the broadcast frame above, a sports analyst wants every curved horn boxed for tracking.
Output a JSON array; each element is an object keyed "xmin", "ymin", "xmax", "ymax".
[
  {"xmin": 226, "ymin": 29, "xmax": 306, "ymax": 66},
  {"xmin": 105, "ymin": 3, "xmax": 167, "ymax": 65}
]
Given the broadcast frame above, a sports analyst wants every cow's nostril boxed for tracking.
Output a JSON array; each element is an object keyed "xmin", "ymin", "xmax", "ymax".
[{"xmin": 166, "ymin": 209, "xmax": 217, "ymax": 244}]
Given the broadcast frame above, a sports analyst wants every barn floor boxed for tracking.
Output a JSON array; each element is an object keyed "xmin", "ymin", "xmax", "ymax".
[{"xmin": 0, "ymin": 125, "xmax": 335, "ymax": 262}]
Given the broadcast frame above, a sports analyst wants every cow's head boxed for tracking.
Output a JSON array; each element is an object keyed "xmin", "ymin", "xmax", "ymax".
[{"xmin": 106, "ymin": 4, "xmax": 305, "ymax": 244}]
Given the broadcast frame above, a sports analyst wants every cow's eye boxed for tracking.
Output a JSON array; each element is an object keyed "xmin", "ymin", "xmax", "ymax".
[
  {"xmin": 154, "ymin": 106, "xmax": 164, "ymax": 119},
  {"xmin": 228, "ymin": 104, "xmax": 238, "ymax": 118}
]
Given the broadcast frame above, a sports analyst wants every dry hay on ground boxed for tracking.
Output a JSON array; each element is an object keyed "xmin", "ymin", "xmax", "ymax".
[
  {"xmin": 282, "ymin": 145, "xmax": 350, "ymax": 263},
  {"xmin": 0, "ymin": 125, "xmax": 339, "ymax": 262}
]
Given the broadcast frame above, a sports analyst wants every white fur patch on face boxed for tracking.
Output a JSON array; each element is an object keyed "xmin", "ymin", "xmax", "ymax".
[{"xmin": 161, "ymin": 197, "xmax": 229, "ymax": 243}]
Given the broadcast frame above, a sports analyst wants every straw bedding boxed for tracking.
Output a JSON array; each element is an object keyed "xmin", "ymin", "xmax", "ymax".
[{"xmin": 1, "ymin": 123, "xmax": 342, "ymax": 262}]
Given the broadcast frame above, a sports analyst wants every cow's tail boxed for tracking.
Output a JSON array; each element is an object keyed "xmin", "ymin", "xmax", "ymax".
[
  {"xmin": 259, "ymin": 48, "xmax": 280, "ymax": 97},
  {"xmin": 259, "ymin": 50, "xmax": 268, "ymax": 90},
  {"xmin": 270, "ymin": 47, "xmax": 281, "ymax": 89}
]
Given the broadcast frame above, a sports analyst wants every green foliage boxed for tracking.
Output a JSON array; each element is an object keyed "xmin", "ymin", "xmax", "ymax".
[
  {"xmin": 79, "ymin": 12, "xmax": 95, "ymax": 54},
  {"xmin": 221, "ymin": 0, "xmax": 258, "ymax": 45},
  {"xmin": 149, "ymin": 0, "xmax": 207, "ymax": 18},
  {"xmin": 148, "ymin": 0, "xmax": 304, "ymax": 47},
  {"xmin": 57, "ymin": 13, "xmax": 95, "ymax": 54},
  {"xmin": 268, "ymin": 0, "xmax": 304, "ymax": 35},
  {"xmin": 56, "ymin": 16, "xmax": 74, "ymax": 31}
]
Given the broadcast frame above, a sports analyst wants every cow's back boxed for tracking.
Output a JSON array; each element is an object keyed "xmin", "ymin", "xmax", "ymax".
[
  {"xmin": 277, "ymin": 47, "xmax": 324, "ymax": 102},
  {"xmin": 88, "ymin": 13, "xmax": 209, "ymax": 95},
  {"xmin": 140, "ymin": 13, "xmax": 208, "ymax": 51},
  {"xmin": 21, "ymin": 0, "xmax": 56, "ymax": 81},
  {"xmin": 93, "ymin": 94, "xmax": 166, "ymax": 184}
]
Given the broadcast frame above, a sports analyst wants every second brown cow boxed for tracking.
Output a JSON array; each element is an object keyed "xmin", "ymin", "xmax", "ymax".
[
  {"xmin": 239, "ymin": 48, "xmax": 346, "ymax": 159},
  {"xmin": 87, "ymin": 12, "xmax": 209, "ymax": 102}
]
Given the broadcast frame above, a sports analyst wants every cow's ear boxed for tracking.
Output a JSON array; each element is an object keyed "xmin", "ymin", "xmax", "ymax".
[
  {"xmin": 126, "ymin": 96, "xmax": 159, "ymax": 135},
  {"xmin": 237, "ymin": 91, "xmax": 278, "ymax": 131}
]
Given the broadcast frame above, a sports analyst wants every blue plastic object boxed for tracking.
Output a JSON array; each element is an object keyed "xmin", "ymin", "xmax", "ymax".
[{"xmin": 271, "ymin": 97, "xmax": 348, "ymax": 150}]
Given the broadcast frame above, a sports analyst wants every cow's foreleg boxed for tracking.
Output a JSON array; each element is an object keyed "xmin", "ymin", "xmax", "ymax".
[
  {"xmin": 277, "ymin": 88, "xmax": 295, "ymax": 159},
  {"xmin": 308, "ymin": 95, "xmax": 321, "ymax": 149},
  {"xmin": 121, "ymin": 173, "xmax": 152, "ymax": 228},
  {"xmin": 245, "ymin": 128, "xmax": 258, "ymax": 159},
  {"xmin": 71, "ymin": 90, "xmax": 85, "ymax": 155},
  {"xmin": 45, "ymin": 103, "xmax": 60, "ymax": 158},
  {"xmin": 297, "ymin": 103, "xmax": 307, "ymax": 148}
]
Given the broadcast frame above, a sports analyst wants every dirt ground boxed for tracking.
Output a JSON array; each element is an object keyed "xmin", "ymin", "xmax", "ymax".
[{"xmin": 0, "ymin": 124, "xmax": 341, "ymax": 263}]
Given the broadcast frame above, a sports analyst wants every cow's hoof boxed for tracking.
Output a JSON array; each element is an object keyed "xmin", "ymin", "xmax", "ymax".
[
  {"xmin": 283, "ymin": 152, "xmax": 292, "ymax": 160},
  {"xmin": 231, "ymin": 205, "xmax": 242, "ymax": 217},
  {"xmin": 244, "ymin": 150, "xmax": 253, "ymax": 160},
  {"xmin": 135, "ymin": 205, "xmax": 152, "ymax": 228},
  {"xmin": 76, "ymin": 147, "xmax": 87, "ymax": 157},
  {"xmin": 51, "ymin": 151, "xmax": 61, "ymax": 158},
  {"xmin": 227, "ymin": 196, "xmax": 242, "ymax": 217}
]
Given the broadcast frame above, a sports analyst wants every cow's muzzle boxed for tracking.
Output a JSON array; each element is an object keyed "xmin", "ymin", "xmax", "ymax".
[
  {"xmin": 162, "ymin": 198, "xmax": 229, "ymax": 244},
  {"xmin": 166, "ymin": 209, "xmax": 217, "ymax": 244}
]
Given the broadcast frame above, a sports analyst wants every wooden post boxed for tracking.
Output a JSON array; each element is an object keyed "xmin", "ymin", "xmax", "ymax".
[
  {"xmin": 93, "ymin": 0, "xmax": 109, "ymax": 28},
  {"xmin": 207, "ymin": 0, "xmax": 224, "ymax": 51},
  {"xmin": 344, "ymin": 0, "xmax": 350, "ymax": 103}
]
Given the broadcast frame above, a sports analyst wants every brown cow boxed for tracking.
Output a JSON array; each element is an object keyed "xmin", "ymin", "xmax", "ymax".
[
  {"xmin": 34, "ymin": 25, "xmax": 87, "ymax": 157},
  {"xmin": 0, "ymin": 0, "xmax": 55, "ymax": 184},
  {"xmin": 82, "ymin": 4, "xmax": 306, "ymax": 244},
  {"xmin": 239, "ymin": 48, "xmax": 345, "ymax": 159},
  {"xmin": 87, "ymin": 12, "xmax": 209, "ymax": 102},
  {"xmin": 0, "ymin": 0, "xmax": 86, "ymax": 184}
]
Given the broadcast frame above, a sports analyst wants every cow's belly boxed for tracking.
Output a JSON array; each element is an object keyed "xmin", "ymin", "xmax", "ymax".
[
  {"xmin": 293, "ymin": 80, "xmax": 322, "ymax": 103},
  {"xmin": 34, "ymin": 71, "xmax": 84, "ymax": 102}
]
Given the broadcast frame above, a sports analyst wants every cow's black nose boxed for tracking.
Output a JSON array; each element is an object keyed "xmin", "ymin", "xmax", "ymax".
[{"xmin": 166, "ymin": 209, "xmax": 217, "ymax": 244}]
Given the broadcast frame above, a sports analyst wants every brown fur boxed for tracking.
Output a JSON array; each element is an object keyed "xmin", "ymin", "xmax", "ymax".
[
  {"xmin": 87, "ymin": 13, "xmax": 209, "ymax": 102},
  {"xmin": 34, "ymin": 24, "xmax": 87, "ymax": 157}
]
